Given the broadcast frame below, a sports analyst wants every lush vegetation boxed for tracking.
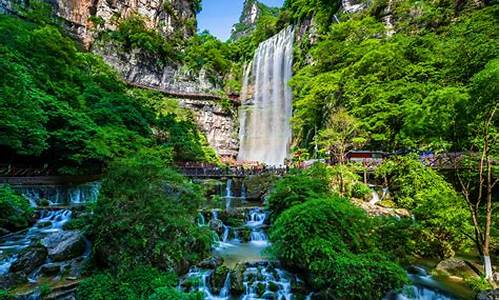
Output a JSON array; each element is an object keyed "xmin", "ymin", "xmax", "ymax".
[
  {"xmin": 0, "ymin": 11, "xmax": 219, "ymax": 174},
  {"xmin": 289, "ymin": 4, "xmax": 498, "ymax": 154},
  {"xmin": 76, "ymin": 265, "xmax": 201, "ymax": 300},
  {"xmin": 0, "ymin": 185, "xmax": 33, "ymax": 231},
  {"xmin": 90, "ymin": 150, "xmax": 213, "ymax": 273},
  {"xmin": 376, "ymin": 156, "xmax": 473, "ymax": 257},
  {"xmin": 269, "ymin": 171, "xmax": 409, "ymax": 299}
]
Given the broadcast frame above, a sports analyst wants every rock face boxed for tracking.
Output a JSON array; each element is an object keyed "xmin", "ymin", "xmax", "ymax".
[
  {"xmin": 230, "ymin": 0, "xmax": 278, "ymax": 41},
  {"xmin": 9, "ymin": 244, "xmax": 47, "ymax": 274},
  {"xmin": 0, "ymin": 0, "xmax": 197, "ymax": 46},
  {"xmin": 42, "ymin": 231, "xmax": 86, "ymax": 262},
  {"xmin": 197, "ymin": 256, "xmax": 224, "ymax": 269},
  {"xmin": 178, "ymin": 99, "xmax": 239, "ymax": 158},
  {"xmin": 435, "ymin": 258, "xmax": 479, "ymax": 278}
]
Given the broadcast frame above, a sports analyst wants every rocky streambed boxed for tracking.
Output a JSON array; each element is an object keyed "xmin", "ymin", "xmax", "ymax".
[{"xmin": 0, "ymin": 183, "xmax": 99, "ymax": 298}]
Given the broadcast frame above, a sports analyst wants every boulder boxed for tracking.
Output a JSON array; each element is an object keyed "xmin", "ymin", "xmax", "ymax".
[
  {"xmin": 208, "ymin": 219, "xmax": 225, "ymax": 235},
  {"xmin": 9, "ymin": 244, "xmax": 47, "ymax": 274},
  {"xmin": 435, "ymin": 258, "xmax": 477, "ymax": 277},
  {"xmin": 210, "ymin": 265, "xmax": 230, "ymax": 295},
  {"xmin": 476, "ymin": 289, "xmax": 499, "ymax": 300},
  {"xmin": 230, "ymin": 263, "xmax": 246, "ymax": 295},
  {"xmin": 42, "ymin": 231, "xmax": 85, "ymax": 262},
  {"xmin": 0, "ymin": 273, "xmax": 25, "ymax": 289},
  {"xmin": 198, "ymin": 256, "xmax": 224, "ymax": 269},
  {"xmin": 40, "ymin": 263, "xmax": 62, "ymax": 276}
]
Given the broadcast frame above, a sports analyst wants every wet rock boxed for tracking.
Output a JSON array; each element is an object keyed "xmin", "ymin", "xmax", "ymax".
[
  {"xmin": 208, "ymin": 219, "xmax": 225, "ymax": 235},
  {"xmin": 0, "ymin": 273, "xmax": 25, "ymax": 289},
  {"xmin": 41, "ymin": 263, "xmax": 62, "ymax": 276},
  {"xmin": 230, "ymin": 263, "xmax": 246, "ymax": 295},
  {"xmin": 37, "ymin": 221, "xmax": 52, "ymax": 228},
  {"xmin": 476, "ymin": 289, "xmax": 499, "ymax": 300},
  {"xmin": 9, "ymin": 244, "xmax": 47, "ymax": 274},
  {"xmin": 435, "ymin": 258, "xmax": 477, "ymax": 278},
  {"xmin": 210, "ymin": 265, "xmax": 230, "ymax": 295},
  {"xmin": 42, "ymin": 231, "xmax": 85, "ymax": 262},
  {"xmin": 198, "ymin": 256, "xmax": 224, "ymax": 269}
]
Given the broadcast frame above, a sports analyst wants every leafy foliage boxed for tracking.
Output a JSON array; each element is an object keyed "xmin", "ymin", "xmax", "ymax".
[
  {"xmin": 76, "ymin": 265, "xmax": 200, "ymax": 300},
  {"xmin": 376, "ymin": 155, "xmax": 473, "ymax": 257},
  {"xmin": 0, "ymin": 185, "xmax": 33, "ymax": 231},
  {"xmin": 267, "ymin": 164, "xmax": 331, "ymax": 219},
  {"xmin": 91, "ymin": 150, "xmax": 213, "ymax": 272},
  {"xmin": 289, "ymin": 3, "xmax": 498, "ymax": 154},
  {"xmin": 0, "ymin": 13, "xmax": 219, "ymax": 173},
  {"xmin": 270, "ymin": 197, "xmax": 408, "ymax": 299}
]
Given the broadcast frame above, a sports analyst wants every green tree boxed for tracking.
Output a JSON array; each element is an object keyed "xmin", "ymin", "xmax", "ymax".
[{"xmin": 91, "ymin": 150, "xmax": 213, "ymax": 272}]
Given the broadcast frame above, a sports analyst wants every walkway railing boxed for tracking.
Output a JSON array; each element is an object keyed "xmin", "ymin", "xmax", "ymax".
[{"xmin": 177, "ymin": 165, "xmax": 289, "ymax": 178}]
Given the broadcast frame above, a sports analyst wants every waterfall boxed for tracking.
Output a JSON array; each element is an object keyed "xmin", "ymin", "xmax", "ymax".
[
  {"xmin": 370, "ymin": 189, "xmax": 381, "ymax": 206},
  {"xmin": 219, "ymin": 273, "xmax": 231, "ymax": 298},
  {"xmin": 15, "ymin": 182, "xmax": 101, "ymax": 207},
  {"xmin": 225, "ymin": 179, "xmax": 232, "ymax": 210},
  {"xmin": 238, "ymin": 26, "xmax": 294, "ymax": 166}
]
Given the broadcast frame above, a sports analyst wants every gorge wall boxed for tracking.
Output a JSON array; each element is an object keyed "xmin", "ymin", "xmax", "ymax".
[
  {"xmin": 0, "ymin": 0, "xmax": 197, "ymax": 45},
  {"xmin": 0, "ymin": 0, "xmax": 239, "ymax": 159}
]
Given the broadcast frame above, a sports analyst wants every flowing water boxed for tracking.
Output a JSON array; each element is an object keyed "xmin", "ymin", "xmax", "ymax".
[
  {"xmin": 0, "ymin": 183, "xmax": 100, "ymax": 279},
  {"xmin": 15, "ymin": 181, "xmax": 101, "ymax": 207},
  {"xmin": 238, "ymin": 26, "xmax": 294, "ymax": 166}
]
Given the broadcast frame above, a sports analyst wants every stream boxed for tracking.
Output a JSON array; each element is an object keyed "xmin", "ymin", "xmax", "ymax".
[
  {"xmin": 0, "ymin": 182, "xmax": 100, "ymax": 284},
  {"xmin": 185, "ymin": 179, "xmax": 469, "ymax": 300}
]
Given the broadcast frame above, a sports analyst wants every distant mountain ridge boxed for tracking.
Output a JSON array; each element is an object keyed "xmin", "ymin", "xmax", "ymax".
[{"xmin": 229, "ymin": 0, "xmax": 279, "ymax": 41}]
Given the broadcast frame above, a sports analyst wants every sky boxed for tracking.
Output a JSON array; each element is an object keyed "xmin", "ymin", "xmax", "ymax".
[{"xmin": 197, "ymin": 0, "xmax": 285, "ymax": 41}]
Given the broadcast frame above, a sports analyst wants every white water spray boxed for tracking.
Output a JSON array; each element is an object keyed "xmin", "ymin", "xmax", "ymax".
[{"xmin": 238, "ymin": 26, "xmax": 294, "ymax": 166}]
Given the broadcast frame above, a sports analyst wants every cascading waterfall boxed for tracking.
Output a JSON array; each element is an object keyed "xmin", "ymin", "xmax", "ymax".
[
  {"xmin": 225, "ymin": 179, "xmax": 232, "ymax": 210},
  {"xmin": 238, "ymin": 26, "xmax": 294, "ymax": 166},
  {"xmin": 15, "ymin": 182, "xmax": 101, "ymax": 207}
]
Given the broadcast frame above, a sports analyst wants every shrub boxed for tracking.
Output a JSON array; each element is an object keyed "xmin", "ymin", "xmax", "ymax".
[
  {"xmin": 149, "ymin": 287, "xmax": 202, "ymax": 300},
  {"xmin": 267, "ymin": 163, "xmax": 331, "ymax": 220},
  {"xmin": 91, "ymin": 150, "xmax": 213, "ymax": 272},
  {"xmin": 269, "ymin": 197, "xmax": 408, "ymax": 298},
  {"xmin": 351, "ymin": 182, "xmax": 372, "ymax": 200},
  {"xmin": 0, "ymin": 184, "xmax": 33, "ymax": 231},
  {"xmin": 0, "ymin": 290, "xmax": 12, "ymax": 300},
  {"xmin": 376, "ymin": 155, "xmax": 473, "ymax": 258},
  {"xmin": 76, "ymin": 266, "xmax": 181, "ymax": 300},
  {"xmin": 464, "ymin": 275, "xmax": 493, "ymax": 292}
]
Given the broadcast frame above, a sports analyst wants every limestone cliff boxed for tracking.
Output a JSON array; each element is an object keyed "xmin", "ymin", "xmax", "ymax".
[
  {"xmin": 229, "ymin": 0, "xmax": 279, "ymax": 41},
  {"xmin": 0, "ymin": 0, "xmax": 239, "ymax": 159},
  {"xmin": 0, "ymin": 0, "xmax": 197, "ymax": 46}
]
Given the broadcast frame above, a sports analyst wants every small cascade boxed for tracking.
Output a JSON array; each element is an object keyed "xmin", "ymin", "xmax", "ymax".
[
  {"xmin": 15, "ymin": 182, "xmax": 101, "ymax": 207},
  {"xmin": 249, "ymin": 230, "xmax": 269, "ymax": 247},
  {"xmin": 221, "ymin": 225, "xmax": 230, "ymax": 243},
  {"xmin": 246, "ymin": 208, "xmax": 266, "ymax": 227},
  {"xmin": 238, "ymin": 26, "xmax": 294, "ymax": 166},
  {"xmin": 381, "ymin": 187, "xmax": 389, "ymax": 200},
  {"xmin": 385, "ymin": 267, "xmax": 458, "ymax": 300},
  {"xmin": 185, "ymin": 268, "xmax": 231, "ymax": 300},
  {"xmin": 219, "ymin": 273, "xmax": 231, "ymax": 298},
  {"xmin": 241, "ymin": 265, "xmax": 293, "ymax": 300},
  {"xmin": 198, "ymin": 213, "xmax": 207, "ymax": 226},
  {"xmin": 0, "ymin": 209, "xmax": 73, "ymax": 276},
  {"xmin": 370, "ymin": 189, "xmax": 381, "ymax": 205},
  {"xmin": 240, "ymin": 183, "xmax": 247, "ymax": 199},
  {"xmin": 225, "ymin": 179, "xmax": 232, "ymax": 210}
]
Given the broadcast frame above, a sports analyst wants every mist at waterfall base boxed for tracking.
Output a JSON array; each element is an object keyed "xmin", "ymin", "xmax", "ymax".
[{"xmin": 238, "ymin": 26, "xmax": 294, "ymax": 166}]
